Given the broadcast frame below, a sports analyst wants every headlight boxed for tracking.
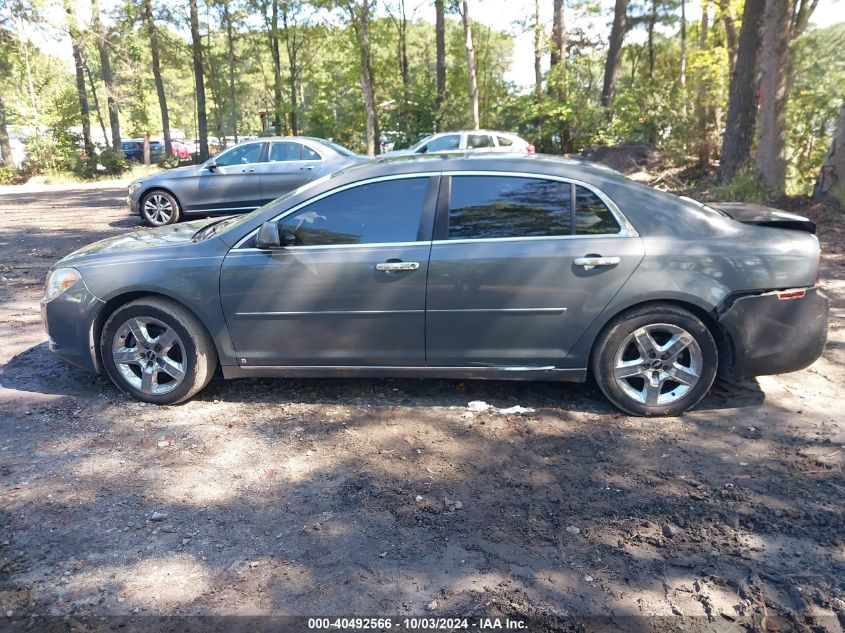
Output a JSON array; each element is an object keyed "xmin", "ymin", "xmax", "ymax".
[
  {"xmin": 44, "ymin": 268, "xmax": 81, "ymax": 301},
  {"xmin": 128, "ymin": 181, "xmax": 142, "ymax": 194}
]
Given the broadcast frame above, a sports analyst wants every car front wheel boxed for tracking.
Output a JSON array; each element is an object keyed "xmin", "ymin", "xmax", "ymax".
[
  {"xmin": 100, "ymin": 297, "xmax": 217, "ymax": 404},
  {"xmin": 140, "ymin": 190, "xmax": 181, "ymax": 226},
  {"xmin": 591, "ymin": 304, "xmax": 718, "ymax": 416}
]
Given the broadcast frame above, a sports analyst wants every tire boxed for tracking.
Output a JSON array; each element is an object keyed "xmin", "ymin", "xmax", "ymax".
[
  {"xmin": 591, "ymin": 304, "xmax": 718, "ymax": 417},
  {"xmin": 140, "ymin": 190, "xmax": 181, "ymax": 226},
  {"xmin": 100, "ymin": 297, "xmax": 217, "ymax": 405}
]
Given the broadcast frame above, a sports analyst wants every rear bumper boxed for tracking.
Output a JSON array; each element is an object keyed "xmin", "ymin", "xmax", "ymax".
[{"xmin": 718, "ymin": 286, "xmax": 829, "ymax": 378}]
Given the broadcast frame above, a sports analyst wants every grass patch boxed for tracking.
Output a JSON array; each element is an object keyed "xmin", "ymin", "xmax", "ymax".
[
  {"xmin": 710, "ymin": 171, "xmax": 769, "ymax": 203},
  {"xmin": 26, "ymin": 164, "xmax": 163, "ymax": 186}
]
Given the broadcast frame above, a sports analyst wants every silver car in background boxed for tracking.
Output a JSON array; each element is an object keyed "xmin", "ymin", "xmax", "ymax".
[
  {"xmin": 383, "ymin": 130, "xmax": 534, "ymax": 156},
  {"xmin": 128, "ymin": 136, "xmax": 366, "ymax": 226}
]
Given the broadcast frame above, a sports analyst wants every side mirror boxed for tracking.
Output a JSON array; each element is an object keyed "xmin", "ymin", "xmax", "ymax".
[
  {"xmin": 255, "ymin": 221, "xmax": 281, "ymax": 249},
  {"xmin": 255, "ymin": 222, "xmax": 297, "ymax": 249},
  {"xmin": 206, "ymin": 159, "xmax": 217, "ymax": 171}
]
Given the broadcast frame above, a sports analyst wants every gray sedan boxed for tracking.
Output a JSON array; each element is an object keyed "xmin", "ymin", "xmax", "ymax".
[
  {"xmin": 43, "ymin": 153, "xmax": 828, "ymax": 416},
  {"xmin": 127, "ymin": 136, "xmax": 365, "ymax": 226}
]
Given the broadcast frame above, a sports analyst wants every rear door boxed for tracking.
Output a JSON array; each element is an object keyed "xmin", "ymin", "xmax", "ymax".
[
  {"xmin": 220, "ymin": 175, "xmax": 439, "ymax": 367},
  {"xmin": 258, "ymin": 140, "xmax": 323, "ymax": 204},
  {"xmin": 425, "ymin": 173, "xmax": 645, "ymax": 367}
]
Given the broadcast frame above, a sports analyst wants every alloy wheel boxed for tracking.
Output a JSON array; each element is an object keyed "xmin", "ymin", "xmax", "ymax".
[
  {"xmin": 612, "ymin": 323, "xmax": 703, "ymax": 406},
  {"xmin": 111, "ymin": 316, "xmax": 186, "ymax": 395},
  {"xmin": 143, "ymin": 194, "xmax": 174, "ymax": 225}
]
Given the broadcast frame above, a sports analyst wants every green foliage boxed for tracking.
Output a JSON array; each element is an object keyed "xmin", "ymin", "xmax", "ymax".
[
  {"xmin": 710, "ymin": 170, "xmax": 769, "ymax": 203},
  {"xmin": 0, "ymin": 165, "xmax": 28, "ymax": 184},
  {"xmin": 785, "ymin": 23, "xmax": 845, "ymax": 195},
  {"xmin": 98, "ymin": 148, "xmax": 128, "ymax": 175}
]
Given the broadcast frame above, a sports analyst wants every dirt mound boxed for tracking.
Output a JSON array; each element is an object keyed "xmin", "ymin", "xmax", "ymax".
[{"xmin": 580, "ymin": 142, "xmax": 663, "ymax": 174}]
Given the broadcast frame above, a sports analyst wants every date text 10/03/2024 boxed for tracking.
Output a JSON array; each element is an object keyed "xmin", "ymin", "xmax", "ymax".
[{"xmin": 307, "ymin": 617, "xmax": 528, "ymax": 630}]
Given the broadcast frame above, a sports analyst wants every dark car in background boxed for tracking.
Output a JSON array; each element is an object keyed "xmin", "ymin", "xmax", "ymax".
[
  {"xmin": 127, "ymin": 136, "xmax": 366, "ymax": 226},
  {"xmin": 43, "ymin": 153, "xmax": 828, "ymax": 416},
  {"xmin": 121, "ymin": 140, "xmax": 166, "ymax": 163}
]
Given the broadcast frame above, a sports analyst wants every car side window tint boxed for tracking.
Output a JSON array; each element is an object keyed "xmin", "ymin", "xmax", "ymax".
[
  {"xmin": 496, "ymin": 135, "xmax": 514, "ymax": 147},
  {"xmin": 419, "ymin": 135, "xmax": 460, "ymax": 153},
  {"xmin": 301, "ymin": 146, "xmax": 321, "ymax": 160},
  {"xmin": 279, "ymin": 178, "xmax": 430, "ymax": 246},
  {"xmin": 574, "ymin": 185, "xmax": 621, "ymax": 234},
  {"xmin": 269, "ymin": 142, "xmax": 302, "ymax": 162},
  {"xmin": 466, "ymin": 134, "xmax": 494, "ymax": 149},
  {"xmin": 448, "ymin": 176, "xmax": 572, "ymax": 240},
  {"xmin": 215, "ymin": 143, "xmax": 263, "ymax": 167}
]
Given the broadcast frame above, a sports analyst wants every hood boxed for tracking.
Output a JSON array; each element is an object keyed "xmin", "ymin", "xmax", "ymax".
[
  {"xmin": 59, "ymin": 218, "xmax": 220, "ymax": 264},
  {"xmin": 712, "ymin": 202, "xmax": 816, "ymax": 234},
  {"xmin": 134, "ymin": 165, "xmax": 202, "ymax": 186}
]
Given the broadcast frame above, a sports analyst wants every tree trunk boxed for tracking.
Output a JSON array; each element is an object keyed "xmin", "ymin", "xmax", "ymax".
[
  {"xmin": 346, "ymin": 0, "xmax": 380, "ymax": 155},
  {"xmin": 550, "ymin": 0, "xmax": 565, "ymax": 68},
  {"xmin": 85, "ymin": 61, "xmax": 109, "ymax": 144},
  {"xmin": 0, "ymin": 94, "xmax": 13, "ymax": 166},
  {"xmin": 92, "ymin": 0, "xmax": 121, "ymax": 153},
  {"xmin": 717, "ymin": 0, "xmax": 765, "ymax": 183},
  {"xmin": 142, "ymin": 0, "xmax": 172, "ymax": 157},
  {"xmin": 647, "ymin": 0, "xmax": 657, "ymax": 82},
  {"xmin": 461, "ymin": 0, "xmax": 479, "ymax": 130},
  {"xmin": 65, "ymin": 0, "xmax": 94, "ymax": 160},
  {"xmin": 281, "ymin": 2, "xmax": 300, "ymax": 136},
  {"xmin": 388, "ymin": 0, "xmax": 411, "ymax": 140},
  {"xmin": 435, "ymin": 0, "xmax": 446, "ymax": 129},
  {"xmin": 222, "ymin": 0, "xmax": 239, "ymax": 143},
  {"xmin": 270, "ymin": 0, "xmax": 284, "ymax": 134},
  {"xmin": 679, "ymin": 0, "xmax": 686, "ymax": 89},
  {"xmin": 601, "ymin": 0, "xmax": 628, "ymax": 112},
  {"xmin": 695, "ymin": 0, "xmax": 710, "ymax": 167},
  {"xmin": 813, "ymin": 101, "xmax": 845, "ymax": 205},
  {"xmin": 533, "ymin": 0, "xmax": 542, "ymax": 95},
  {"xmin": 190, "ymin": 0, "xmax": 209, "ymax": 160},
  {"xmin": 756, "ymin": 0, "xmax": 794, "ymax": 195},
  {"xmin": 717, "ymin": 0, "xmax": 738, "ymax": 72}
]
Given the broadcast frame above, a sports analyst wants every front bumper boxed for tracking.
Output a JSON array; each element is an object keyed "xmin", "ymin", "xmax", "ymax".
[
  {"xmin": 718, "ymin": 286, "xmax": 829, "ymax": 378},
  {"xmin": 40, "ymin": 281, "xmax": 104, "ymax": 373},
  {"xmin": 128, "ymin": 188, "xmax": 141, "ymax": 215}
]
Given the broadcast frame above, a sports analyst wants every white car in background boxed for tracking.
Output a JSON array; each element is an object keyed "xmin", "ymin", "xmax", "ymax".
[{"xmin": 383, "ymin": 130, "xmax": 534, "ymax": 156}]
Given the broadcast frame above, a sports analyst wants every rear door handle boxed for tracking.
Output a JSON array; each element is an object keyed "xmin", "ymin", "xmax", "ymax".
[
  {"xmin": 375, "ymin": 261, "xmax": 420, "ymax": 272},
  {"xmin": 299, "ymin": 166, "xmax": 315, "ymax": 171},
  {"xmin": 574, "ymin": 256, "xmax": 620, "ymax": 271},
  {"xmin": 242, "ymin": 168, "xmax": 256, "ymax": 173}
]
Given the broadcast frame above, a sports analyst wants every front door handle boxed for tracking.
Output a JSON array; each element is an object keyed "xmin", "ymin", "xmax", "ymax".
[
  {"xmin": 574, "ymin": 256, "xmax": 620, "ymax": 271},
  {"xmin": 299, "ymin": 166, "xmax": 315, "ymax": 171},
  {"xmin": 241, "ymin": 168, "xmax": 256, "ymax": 173},
  {"xmin": 375, "ymin": 261, "xmax": 420, "ymax": 272}
]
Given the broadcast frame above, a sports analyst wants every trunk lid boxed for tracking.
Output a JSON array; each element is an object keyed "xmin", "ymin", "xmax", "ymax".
[{"xmin": 711, "ymin": 202, "xmax": 816, "ymax": 234}]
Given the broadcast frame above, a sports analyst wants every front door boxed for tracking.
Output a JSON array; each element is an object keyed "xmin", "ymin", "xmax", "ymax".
[
  {"xmin": 425, "ymin": 174, "xmax": 645, "ymax": 367},
  {"xmin": 220, "ymin": 175, "xmax": 438, "ymax": 366},
  {"xmin": 258, "ymin": 140, "xmax": 322, "ymax": 204},
  {"xmin": 190, "ymin": 142, "xmax": 266, "ymax": 214}
]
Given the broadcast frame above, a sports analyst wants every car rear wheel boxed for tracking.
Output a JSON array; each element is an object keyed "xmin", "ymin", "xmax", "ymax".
[
  {"xmin": 591, "ymin": 304, "xmax": 718, "ymax": 416},
  {"xmin": 100, "ymin": 297, "xmax": 217, "ymax": 404},
  {"xmin": 140, "ymin": 191, "xmax": 180, "ymax": 226}
]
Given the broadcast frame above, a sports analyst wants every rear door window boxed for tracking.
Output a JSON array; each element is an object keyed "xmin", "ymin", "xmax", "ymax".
[
  {"xmin": 278, "ymin": 177, "xmax": 432, "ymax": 246},
  {"xmin": 447, "ymin": 176, "xmax": 572, "ymax": 240},
  {"xmin": 496, "ymin": 136, "xmax": 514, "ymax": 147},
  {"xmin": 466, "ymin": 134, "xmax": 495, "ymax": 149},
  {"xmin": 268, "ymin": 142, "xmax": 302, "ymax": 162},
  {"xmin": 574, "ymin": 185, "xmax": 621, "ymax": 234}
]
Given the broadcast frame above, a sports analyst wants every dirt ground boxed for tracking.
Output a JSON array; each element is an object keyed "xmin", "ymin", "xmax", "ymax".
[{"xmin": 1, "ymin": 180, "xmax": 844, "ymax": 631}]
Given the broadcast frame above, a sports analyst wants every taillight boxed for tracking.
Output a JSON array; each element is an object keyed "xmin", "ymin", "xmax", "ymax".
[
  {"xmin": 777, "ymin": 290, "xmax": 806, "ymax": 300},
  {"xmin": 526, "ymin": 144, "xmax": 535, "ymax": 154}
]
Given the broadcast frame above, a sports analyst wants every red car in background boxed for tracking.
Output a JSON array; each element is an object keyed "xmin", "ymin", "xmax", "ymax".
[{"xmin": 171, "ymin": 141, "xmax": 192, "ymax": 159}]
